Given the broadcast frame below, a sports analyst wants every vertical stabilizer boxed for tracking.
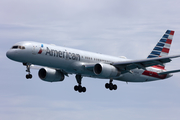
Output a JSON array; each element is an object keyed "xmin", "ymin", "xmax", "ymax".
[
  {"xmin": 147, "ymin": 30, "xmax": 175, "ymax": 69},
  {"xmin": 147, "ymin": 30, "xmax": 174, "ymax": 58}
]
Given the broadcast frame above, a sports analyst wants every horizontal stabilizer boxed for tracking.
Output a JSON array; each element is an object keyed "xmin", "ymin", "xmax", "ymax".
[{"xmin": 158, "ymin": 69, "xmax": 180, "ymax": 75}]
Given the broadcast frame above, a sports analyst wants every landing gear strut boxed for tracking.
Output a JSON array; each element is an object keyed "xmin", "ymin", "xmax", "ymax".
[
  {"xmin": 74, "ymin": 75, "xmax": 86, "ymax": 93},
  {"xmin": 105, "ymin": 79, "xmax": 117, "ymax": 90},
  {"xmin": 23, "ymin": 63, "xmax": 32, "ymax": 79}
]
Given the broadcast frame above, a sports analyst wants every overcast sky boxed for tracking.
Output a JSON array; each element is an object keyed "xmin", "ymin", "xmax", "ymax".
[{"xmin": 1, "ymin": 0, "xmax": 180, "ymax": 120}]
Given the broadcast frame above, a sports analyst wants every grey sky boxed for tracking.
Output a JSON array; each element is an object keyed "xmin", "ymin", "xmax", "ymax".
[{"xmin": 1, "ymin": 0, "xmax": 180, "ymax": 120}]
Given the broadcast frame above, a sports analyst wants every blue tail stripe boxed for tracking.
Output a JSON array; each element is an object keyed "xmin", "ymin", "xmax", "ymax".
[
  {"xmin": 151, "ymin": 51, "xmax": 161, "ymax": 55},
  {"xmin": 166, "ymin": 30, "xmax": 171, "ymax": 34},
  {"xmin": 156, "ymin": 43, "xmax": 165, "ymax": 47},
  {"xmin": 148, "ymin": 55, "xmax": 158, "ymax": 58},
  {"xmin": 163, "ymin": 34, "xmax": 169, "ymax": 38},
  {"xmin": 154, "ymin": 47, "xmax": 163, "ymax": 51},
  {"xmin": 160, "ymin": 39, "xmax": 167, "ymax": 43}
]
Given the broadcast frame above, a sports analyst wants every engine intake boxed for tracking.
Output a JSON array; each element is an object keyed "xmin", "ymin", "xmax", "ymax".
[
  {"xmin": 94, "ymin": 63, "xmax": 120, "ymax": 78},
  {"xmin": 38, "ymin": 68, "xmax": 65, "ymax": 82}
]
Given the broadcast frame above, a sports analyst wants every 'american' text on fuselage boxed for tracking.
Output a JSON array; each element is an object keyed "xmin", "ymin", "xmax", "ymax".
[{"xmin": 45, "ymin": 47, "xmax": 80, "ymax": 61}]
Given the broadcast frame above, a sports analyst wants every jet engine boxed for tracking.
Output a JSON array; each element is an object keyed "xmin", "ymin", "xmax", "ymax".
[
  {"xmin": 38, "ymin": 68, "xmax": 65, "ymax": 82},
  {"xmin": 93, "ymin": 63, "xmax": 121, "ymax": 78}
]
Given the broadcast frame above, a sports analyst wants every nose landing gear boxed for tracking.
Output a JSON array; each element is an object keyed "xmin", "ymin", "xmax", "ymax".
[{"xmin": 23, "ymin": 63, "xmax": 32, "ymax": 79}]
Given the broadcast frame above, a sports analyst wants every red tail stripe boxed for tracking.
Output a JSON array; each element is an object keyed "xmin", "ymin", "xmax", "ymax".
[
  {"xmin": 170, "ymin": 31, "xmax": 175, "ymax": 35},
  {"xmin": 166, "ymin": 39, "xmax": 172, "ymax": 44},
  {"xmin": 162, "ymin": 48, "xmax": 169, "ymax": 53}
]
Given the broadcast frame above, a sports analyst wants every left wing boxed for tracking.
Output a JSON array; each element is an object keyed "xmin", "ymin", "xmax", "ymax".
[{"xmin": 112, "ymin": 54, "xmax": 180, "ymax": 71}]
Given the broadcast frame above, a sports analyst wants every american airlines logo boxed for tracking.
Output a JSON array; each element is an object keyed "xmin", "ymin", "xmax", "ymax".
[
  {"xmin": 38, "ymin": 44, "xmax": 43, "ymax": 54},
  {"xmin": 45, "ymin": 47, "xmax": 80, "ymax": 61}
]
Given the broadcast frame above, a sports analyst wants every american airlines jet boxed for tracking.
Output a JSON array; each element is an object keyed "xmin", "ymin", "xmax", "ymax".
[{"xmin": 6, "ymin": 30, "xmax": 180, "ymax": 93}]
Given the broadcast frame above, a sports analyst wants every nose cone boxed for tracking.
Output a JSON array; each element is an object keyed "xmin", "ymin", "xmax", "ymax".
[
  {"xmin": 6, "ymin": 50, "xmax": 16, "ymax": 60},
  {"xmin": 6, "ymin": 50, "xmax": 11, "ymax": 59}
]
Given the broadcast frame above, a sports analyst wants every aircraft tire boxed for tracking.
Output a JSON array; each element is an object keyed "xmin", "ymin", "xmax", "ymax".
[
  {"xmin": 29, "ymin": 74, "xmax": 32, "ymax": 79},
  {"xmin": 26, "ymin": 74, "xmax": 32, "ymax": 79},
  {"xmin": 74, "ymin": 85, "xmax": 86, "ymax": 93},
  {"xmin": 113, "ymin": 84, "xmax": 117, "ymax": 90},
  {"xmin": 109, "ymin": 83, "xmax": 113, "ymax": 90},
  {"xmin": 82, "ymin": 87, "xmax": 86, "ymax": 92},
  {"xmin": 78, "ymin": 85, "xmax": 82, "ymax": 93},
  {"xmin": 105, "ymin": 83, "xmax": 109, "ymax": 89},
  {"xmin": 74, "ymin": 85, "xmax": 78, "ymax": 91}
]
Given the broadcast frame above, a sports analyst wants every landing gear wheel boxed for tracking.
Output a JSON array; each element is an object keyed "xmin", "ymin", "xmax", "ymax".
[
  {"xmin": 74, "ymin": 85, "xmax": 86, "ymax": 93},
  {"xmin": 105, "ymin": 79, "xmax": 118, "ymax": 91},
  {"xmin": 78, "ymin": 85, "xmax": 82, "ymax": 93},
  {"xmin": 26, "ymin": 74, "xmax": 32, "ymax": 79},
  {"xmin": 105, "ymin": 83, "xmax": 109, "ymax": 89},
  {"xmin": 74, "ymin": 85, "xmax": 78, "ymax": 91},
  {"xmin": 82, "ymin": 87, "xmax": 86, "ymax": 92},
  {"xmin": 109, "ymin": 83, "xmax": 113, "ymax": 90},
  {"xmin": 113, "ymin": 84, "xmax": 117, "ymax": 90}
]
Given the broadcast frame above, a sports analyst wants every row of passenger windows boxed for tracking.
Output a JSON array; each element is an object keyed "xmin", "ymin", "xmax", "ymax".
[
  {"xmin": 84, "ymin": 56, "xmax": 111, "ymax": 63},
  {"xmin": 12, "ymin": 45, "xmax": 25, "ymax": 49}
]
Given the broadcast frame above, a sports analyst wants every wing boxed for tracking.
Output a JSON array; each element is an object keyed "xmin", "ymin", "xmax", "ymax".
[{"xmin": 112, "ymin": 55, "xmax": 180, "ymax": 72}]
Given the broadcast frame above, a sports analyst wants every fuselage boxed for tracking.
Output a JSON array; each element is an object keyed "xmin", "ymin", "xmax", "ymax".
[{"xmin": 6, "ymin": 41, "xmax": 172, "ymax": 82}]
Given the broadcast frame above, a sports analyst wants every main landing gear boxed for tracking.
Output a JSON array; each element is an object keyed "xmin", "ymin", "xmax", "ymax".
[
  {"xmin": 74, "ymin": 75, "xmax": 86, "ymax": 93},
  {"xmin": 23, "ymin": 63, "xmax": 32, "ymax": 79},
  {"xmin": 105, "ymin": 79, "xmax": 117, "ymax": 91}
]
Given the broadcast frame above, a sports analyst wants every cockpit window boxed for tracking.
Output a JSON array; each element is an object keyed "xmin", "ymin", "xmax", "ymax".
[
  {"xmin": 12, "ymin": 46, "xmax": 18, "ymax": 49},
  {"xmin": 18, "ymin": 46, "xmax": 25, "ymax": 49},
  {"xmin": 12, "ymin": 45, "xmax": 25, "ymax": 49}
]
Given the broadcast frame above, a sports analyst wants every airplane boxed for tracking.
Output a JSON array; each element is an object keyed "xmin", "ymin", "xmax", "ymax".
[{"xmin": 6, "ymin": 30, "xmax": 180, "ymax": 93}]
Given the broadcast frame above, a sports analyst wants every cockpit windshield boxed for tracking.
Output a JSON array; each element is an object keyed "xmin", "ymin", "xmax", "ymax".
[{"xmin": 11, "ymin": 45, "xmax": 25, "ymax": 49}]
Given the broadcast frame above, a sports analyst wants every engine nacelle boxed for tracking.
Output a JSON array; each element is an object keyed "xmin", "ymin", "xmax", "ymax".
[
  {"xmin": 38, "ymin": 68, "xmax": 65, "ymax": 82},
  {"xmin": 93, "ymin": 63, "xmax": 121, "ymax": 78}
]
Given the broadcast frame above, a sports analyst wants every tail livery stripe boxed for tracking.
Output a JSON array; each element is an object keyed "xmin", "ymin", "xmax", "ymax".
[
  {"xmin": 170, "ymin": 31, "xmax": 175, "ymax": 35},
  {"xmin": 147, "ymin": 30, "xmax": 174, "ymax": 59},
  {"xmin": 166, "ymin": 39, "xmax": 172, "ymax": 44},
  {"xmin": 162, "ymin": 48, "xmax": 169, "ymax": 53}
]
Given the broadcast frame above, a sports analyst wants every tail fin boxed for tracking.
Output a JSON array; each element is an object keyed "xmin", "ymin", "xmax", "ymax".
[{"xmin": 147, "ymin": 30, "xmax": 175, "ymax": 59}]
